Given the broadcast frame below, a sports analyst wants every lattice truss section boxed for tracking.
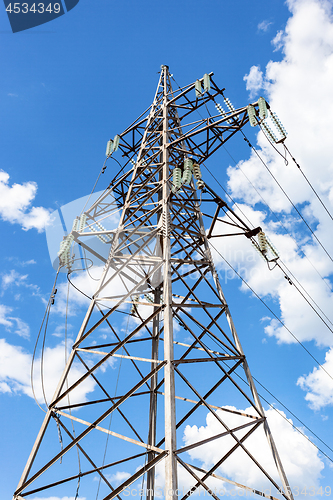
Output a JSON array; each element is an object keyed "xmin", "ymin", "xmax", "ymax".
[{"xmin": 14, "ymin": 67, "xmax": 293, "ymax": 500}]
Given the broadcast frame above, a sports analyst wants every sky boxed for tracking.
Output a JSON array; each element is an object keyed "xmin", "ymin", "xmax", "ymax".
[{"xmin": 1, "ymin": 0, "xmax": 333, "ymax": 499}]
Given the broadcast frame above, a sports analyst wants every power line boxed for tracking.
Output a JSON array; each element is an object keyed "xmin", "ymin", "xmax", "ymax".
[
  {"xmin": 220, "ymin": 137, "xmax": 333, "ymax": 295},
  {"xmin": 208, "ymin": 239, "xmax": 333, "ymax": 384},
  {"xmin": 202, "ymin": 160, "xmax": 333, "ymax": 337},
  {"xmin": 250, "ymin": 129, "xmax": 333, "ymax": 265}
]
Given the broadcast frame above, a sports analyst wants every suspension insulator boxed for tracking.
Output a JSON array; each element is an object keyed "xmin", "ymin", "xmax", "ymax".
[
  {"xmin": 95, "ymin": 221, "xmax": 111, "ymax": 242},
  {"xmin": 224, "ymin": 97, "xmax": 235, "ymax": 112},
  {"xmin": 106, "ymin": 140, "xmax": 113, "ymax": 156},
  {"xmin": 196, "ymin": 179, "xmax": 205, "ymax": 190},
  {"xmin": 182, "ymin": 158, "xmax": 193, "ymax": 185},
  {"xmin": 247, "ymin": 105, "xmax": 257, "ymax": 127},
  {"xmin": 258, "ymin": 97, "xmax": 268, "ymax": 120},
  {"xmin": 78, "ymin": 214, "xmax": 87, "ymax": 232},
  {"xmin": 192, "ymin": 163, "xmax": 202, "ymax": 180},
  {"xmin": 130, "ymin": 295, "xmax": 140, "ymax": 315},
  {"xmin": 195, "ymin": 79, "xmax": 202, "ymax": 98},
  {"xmin": 266, "ymin": 239, "xmax": 279, "ymax": 259},
  {"xmin": 72, "ymin": 217, "xmax": 79, "ymax": 232},
  {"xmin": 215, "ymin": 102, "xmax": 231, "ymax": 123},
  {"xmin": 172, "ymin": 167, "xmax": 182, "ymax": 192},
  {"xmin": 112, "ymin": 134, "xmax": 120, "ymax": 152},
  {"xmin": 261, "ymin": 121, "xmax": 279, "ymax": 143},
  {"xmin": 58, "ymin": 234, "xmax": 74, "ymax": 268},
  {"xmin": 270, "ymin": 111, "xmax": 287, "ymax": 140},
  {"xmin": 258, "ymin": 231, "xmax": 268, "ymax": 254},
  {"xmin": 203, "ymin": 73, "xmax": 211, "ymax": 92}
]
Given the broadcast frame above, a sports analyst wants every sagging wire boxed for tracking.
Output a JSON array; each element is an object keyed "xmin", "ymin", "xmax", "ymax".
[
  {"xmin": 283, "ymin": 142, "xmax": 333, "ymax": 224},
  {"xmin": 66, "ymin": 268, "xmax": 129, "ymax": 316},
  {"xmin": 201, "ymin": 159, "xmax": 331, "ymax": 327},
  {"xmin": 248, "ymin": 128, "xmax": 333, "ymax": 265},
  {"xmin": 207, "ymin": 239, "xmax": 333, "ymax": 384},
  {"xmin": 79, "ymin": 156, "xmax": 109, "ymax": 217},
  {"xmin": 258, "ymin": 114, "xmax": 333, "ymax": 224},
  {"xmin": 83, "ymin": 247, "xmax": 100, "ymax": 281},
  {"xmin": 220, "ymin": 136, "xmax": 333, "ymax": 295},
  {"xmin": 31, "ymin": 268, "xmax": 61, "ymax": 413}
]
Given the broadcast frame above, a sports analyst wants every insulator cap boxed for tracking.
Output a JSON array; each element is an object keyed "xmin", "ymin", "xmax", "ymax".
[
  {"xmin": 258, "ymin": 97, "xmax": 268, "ymax": 120},
  {"xmin": 247, "ymin": 105, "xmax": 257, "ymax": 127}
]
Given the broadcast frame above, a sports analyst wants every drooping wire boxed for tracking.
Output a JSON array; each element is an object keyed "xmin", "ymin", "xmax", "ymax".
[
  {"xmin": 276, "ymin": 260, "xmax": 333, "ymax": 331},
  {"xmin": 40, "ymin": 301, "xmax": 52, "ymax": 407},
  {"xmin": 246, "ymin": 130, "xmax": 333, "ymax": 265},
  {"xmin": 219, "ymin": 137, "xmax": 333, "ymax": 295},
  {"xmin": 261, "ymin": 129, "xmax": 333, "ymax": 224},
  {"xmin": 31, "ymin": 268, "xmax": 60, "ymax": 413},
  {"xmin": 202, "ymin": 159, "xmax": 333, "ymax": 334},
  {"xmin": 207, "ymin": 239, "xmax": 333, "ymax": 384},
  {"xmin": 79, "ymin": 157, "xmax": 109, "ymax": 217}
]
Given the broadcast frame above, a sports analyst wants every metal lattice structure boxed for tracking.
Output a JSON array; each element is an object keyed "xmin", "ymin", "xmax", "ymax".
[{"xmin": 14, "ymin": 66, "xmax": 294, "ymax": 500}]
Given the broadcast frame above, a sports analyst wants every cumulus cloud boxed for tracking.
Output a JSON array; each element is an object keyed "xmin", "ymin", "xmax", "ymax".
[
  {"xmin": 272, "ymin": 30, "xmax": 285, "ymax": 51},
  {"xmin": 297, "ymin": 348, "xmax": 333, "ymax": 409},
  {"xmin": 182, "ymin": 406, "xmax": 324, "ymax": 490},
  {"xmin": 0, "ymin": 303, "xmax": 30, "ymax": 338},
  {"xmin": 0, "ymin": 170, "xmax": 51, "ymax": 231},
  {"xmin": 0, "ymin": 338, "xmax": 95, "ymax": 406},
  {"xmin": 243, "ymin": 66, "xmax": 264, "ymax": 99}
]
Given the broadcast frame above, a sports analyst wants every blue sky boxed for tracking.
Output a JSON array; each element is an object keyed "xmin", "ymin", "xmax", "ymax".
[{"xmin": 1, "ymin": 0, "xmax": 333, "ymax": 498}]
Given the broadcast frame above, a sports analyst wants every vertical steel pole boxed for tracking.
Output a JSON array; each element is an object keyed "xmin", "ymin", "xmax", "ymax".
[{"xmin": 161, "ymin": 66, "xmax": 178, "ymax": 500}]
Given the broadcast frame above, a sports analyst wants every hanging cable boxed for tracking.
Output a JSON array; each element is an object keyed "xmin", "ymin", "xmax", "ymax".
[
  {"xmin": 31, "ymin": 268, "xmax": 60, "ymax": 413},
  {"xmin": 207, "ymin": 239, "xmax": 333, "ymax": 384},
  {"xmin": 276, "ymin": 260, "xmax": 333, "ymax": 331},
  {"xmin": 80, "ymin": 157, "xmax": 109, "ymax": 216},
  {"xmin": 283, "ymin": 143, "xmax": 333, "ymax": 223},
  {"xmin": 202, "ymin": 159, "xmax": 333, "ymax": 334},
  {"xmin": 242, "ymin": 132, "xmax": 333, "ymax": 265},
  {"xmin": 218, "ymin": 139, "xmax": 333, "ymax": 295}
]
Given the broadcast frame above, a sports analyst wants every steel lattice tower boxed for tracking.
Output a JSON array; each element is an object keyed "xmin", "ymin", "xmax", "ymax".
[{"xmin": 13, "ymin": 66, "xmax": 294, "ymax": 500}]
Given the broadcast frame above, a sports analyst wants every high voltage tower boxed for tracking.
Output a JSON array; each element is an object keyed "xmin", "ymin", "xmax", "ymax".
[{"xmin": 14, "ymin": 66, "xmax": 294, "ymax": 500}]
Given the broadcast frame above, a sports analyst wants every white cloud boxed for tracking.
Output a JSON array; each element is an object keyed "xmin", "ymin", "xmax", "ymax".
[
  {"xmin": 182, "ymin": 406, "xmax": 324, "ymax": 490},
  {"xmin": 243, "ymin": 66, "xmax": 264, "ymax": 99},
  {"xmin": 258, "ymin": 20, "xmax": 272, "ymax": 32},
  {"xmin": 0, "ymin": 303, "xmax": 30, "ymax": 338},
  {"xmin": 0, "ymin": 170, "xmax": 51, "ymax": 231},
  {"xmin": 0, "ymin": 338, "xmax": 95, "ymax": 406},
  {"xmin": 272, "ymin": 30, "xmax": 285, "ymax": 51},
  {"xmin": 297, "ymin": 348, "xmax": 333, "ymax": 409},
  {"xmin": 1, "ymin": 269, "xmax": 28, "ymax": 290}
]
